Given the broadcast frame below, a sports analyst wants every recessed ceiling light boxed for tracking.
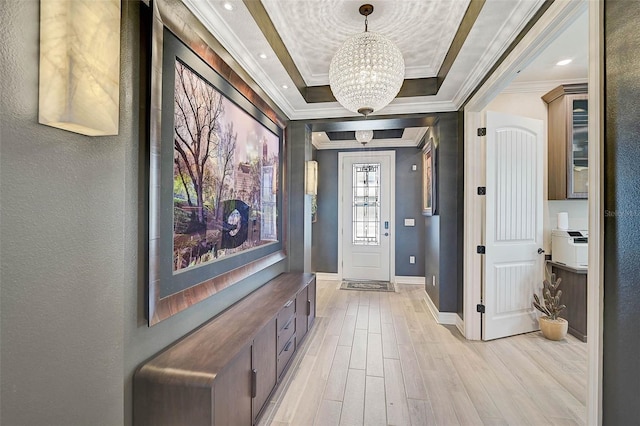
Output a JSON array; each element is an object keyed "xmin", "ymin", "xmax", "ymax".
[
  {"xmin": 281, "ymin": 84, "xmax": 288, "ymax": 89},
  {"xmin": 258, "ymin": 53, "xmax": 268, "ymax": 59},
  {"xmin": 556, "ymin": 59, "xmax": 572, "ymax": 66},
  {"xmin": 223, "ymin": 2, "xmax": 234, "ymax": 11}
]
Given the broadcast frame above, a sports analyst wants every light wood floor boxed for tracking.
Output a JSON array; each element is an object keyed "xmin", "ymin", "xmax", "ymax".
[{"xmin": 259, "ymin": 280, "xmax": 587, "ymax": 426}]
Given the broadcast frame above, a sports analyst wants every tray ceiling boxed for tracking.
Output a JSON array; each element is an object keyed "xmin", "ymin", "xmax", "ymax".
[
  {"xmin": 182, "ymin": 0, "xmax": 548, "ymax": 120},
  {"xmin": 262, "ymin": 0, "xmax": 470, "ymax": 86}
]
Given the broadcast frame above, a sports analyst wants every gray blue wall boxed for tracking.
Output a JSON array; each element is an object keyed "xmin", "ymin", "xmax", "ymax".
[
  {"xmin": 312, "ymin": 148, "xmax": 340, "ymax": 272},
  {"xmin": 603, "ymin": 0, "xmax": 640, "ymax": 421},
  {"xmin": 287, "ymin": 122, "xmax": 313, "ymax": 272},
  {"xmin": 424, "ymin": 113, "xmax": 463, "ymax": 313},
  {"xmin": 312, "ymin": 147, "xmax": 426, "ymax": 277}
]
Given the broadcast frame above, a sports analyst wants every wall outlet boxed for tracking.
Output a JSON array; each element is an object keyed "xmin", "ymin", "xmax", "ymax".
[
  {"xmin": 404, "ymin": 218, "xmax": 415, "ymax": 226},
  {"xmin": 411, "ymin": 164, "xmax": 417, "ymax": 171},
  {"xmin": 409, "ymin": 256, "xmax": 415, "ymax": 264},
  {"xmin": 432, "ymin": 275, "xmax": 436, "ymax": 286}
]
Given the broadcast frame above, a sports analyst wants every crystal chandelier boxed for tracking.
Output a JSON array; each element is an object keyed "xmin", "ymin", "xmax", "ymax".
[
  {"xmin": 355, "ymin": 130, "xmax": 374, "ymax": 145},
  {"xmin": 329, "ymin": 4, "xmax": 405, "ymax": 117}
]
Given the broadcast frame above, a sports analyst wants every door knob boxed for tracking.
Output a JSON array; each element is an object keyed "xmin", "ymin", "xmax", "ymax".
[
  {"xmin": 537, "ymin": 248, "xmax": 545, "ymax": 254},
  {"xmin": 384, "ymin": 232, "xmax": 389, "ymax": 236}
]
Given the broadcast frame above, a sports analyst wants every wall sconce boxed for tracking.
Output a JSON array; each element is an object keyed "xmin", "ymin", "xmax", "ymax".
[
  {"xmin": 305, "ymin": 160, "xmax": 318, "ymax": 195},
  {"xmin": 39, "ymin": 0, "xmax": 121, "ymax": 136}
]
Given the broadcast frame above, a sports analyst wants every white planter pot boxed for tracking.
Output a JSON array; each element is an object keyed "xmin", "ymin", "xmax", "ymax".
[{"xmin": 538, "ymin": 316, "xmax": 568, "ymax": 340}]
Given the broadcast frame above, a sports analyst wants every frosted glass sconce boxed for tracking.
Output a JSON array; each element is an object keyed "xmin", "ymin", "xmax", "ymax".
[
  {"xmin": 305, "ymin": 161, "xmax": 318, "ymax": 195},
  {"xmin": 38, "ymin": 0, "xmax": 121, "ymax": 136}
]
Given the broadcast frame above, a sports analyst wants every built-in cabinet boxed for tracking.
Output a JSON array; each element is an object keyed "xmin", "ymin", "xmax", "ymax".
[
  {"xmin": 549, "ymin": 262, "xmax": 587, "ymax": 342},
  {"xmin": 251, "ymin": 319, "xmax": 277, "ymax": 424},
  {"xmin": 133, "ymin": 273, "xmax": 316, "ymax": 425},
  {"xmin": 296, "ymin": 277, "xmax": 316, "ymax": 342},
  {"xmin": 542, "ymin": 83, "xmax": 588, "ymax": 199}
]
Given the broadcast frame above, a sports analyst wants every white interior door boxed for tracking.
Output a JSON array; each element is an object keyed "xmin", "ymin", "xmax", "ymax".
[
  {"xmin": 339, "ymin": 151, "xmax": 393, "ymax": 282},
  {"xmin": 483, "ymin": 111, "xmax": 544, "ymax": 340}
]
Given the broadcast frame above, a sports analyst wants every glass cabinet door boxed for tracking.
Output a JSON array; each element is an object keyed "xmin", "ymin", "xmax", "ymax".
[{"xmin": 568, "ymin": 95, "xmax": 588, "ymax": 197}]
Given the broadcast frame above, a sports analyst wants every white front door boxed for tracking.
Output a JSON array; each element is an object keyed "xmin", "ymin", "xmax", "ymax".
[
  {"xmin": 483, "ymin": 111, "xmax": 544, "ymax": 341},
  {"xmin": 339, "ymin": 151, "xmax": 394, "ymax": 282}
]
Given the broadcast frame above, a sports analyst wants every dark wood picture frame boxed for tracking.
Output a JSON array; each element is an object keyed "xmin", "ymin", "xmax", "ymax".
[
  {"xmin": 147, "ymin": 0, "xmax": 287, "ymax": 326},
  {"xmin": 422, "ymin": 138, "xmax": 436, "ymax": 216}
]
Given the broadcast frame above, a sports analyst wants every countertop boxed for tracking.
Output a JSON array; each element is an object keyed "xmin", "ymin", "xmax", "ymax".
[{"xmin": 547, "ymin": 261, "xmax": 588, "ymax": 275}]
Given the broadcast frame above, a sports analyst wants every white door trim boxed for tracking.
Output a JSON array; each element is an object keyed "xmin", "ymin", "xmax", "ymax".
[
  {"xmin": 463, "ymin": 0, "xmax": 601, "ymax": 424},
  {"xmin": 587, "ymin": 0, "xmax": 603, "ymax": 422},
  {"xmin": 337, "ymin": 151, "xmax": 396, "ymax": 282}
]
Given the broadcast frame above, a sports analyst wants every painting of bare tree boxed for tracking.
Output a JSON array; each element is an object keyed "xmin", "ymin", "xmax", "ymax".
[{"xmin": 172, "ymin": 60, "xmax": 279, "ymax": 272}]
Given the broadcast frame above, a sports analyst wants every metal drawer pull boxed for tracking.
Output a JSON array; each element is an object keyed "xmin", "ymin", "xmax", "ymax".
[
  {"xmin": 284, "ymin": 317, "xmax": 293, "ymax": 330},
  {"xmin": 251, "ymin": 369, "xmax": 257, "ymax": 398},
  {"xmin": 284, "ymin": 300, "xmax": 293, "ymax": 308},
  {"xmin": 284, "ymin": 341, "xmax": 293, "ymax": 352}
]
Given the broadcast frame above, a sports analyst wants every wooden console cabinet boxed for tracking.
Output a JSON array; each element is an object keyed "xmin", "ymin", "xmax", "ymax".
[{"xmin": 133, "ymin": 273, "xmax": 316, "ymax": 425}]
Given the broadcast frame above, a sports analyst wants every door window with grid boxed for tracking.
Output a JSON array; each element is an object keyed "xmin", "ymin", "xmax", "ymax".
[{"xmin": 352, "ymin": 163, "xmax": 381, "ymax": 245}]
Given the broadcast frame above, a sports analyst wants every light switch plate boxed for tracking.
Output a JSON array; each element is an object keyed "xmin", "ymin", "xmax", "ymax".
[
  {"xmin": 411, "ymin": 164, "xmax": 417, "ymax": 171},
  {"xmin": 404, "ymin": 218, "xmax": 415, "ymax": 226}
]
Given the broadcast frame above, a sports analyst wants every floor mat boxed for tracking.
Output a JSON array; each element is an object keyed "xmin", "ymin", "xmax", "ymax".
[{"xmin": 340, "ymin": 280, "xmax": 395, "ymax": 292}]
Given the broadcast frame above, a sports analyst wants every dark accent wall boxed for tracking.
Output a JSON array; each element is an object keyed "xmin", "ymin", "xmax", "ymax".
[
  {"xmin": 457, "ymin": 111, "xmax": 465, "ymax": 318},
  {"xmin": 313, "ymin": 149, "xmax": 340, "ymax": 272},
  {"xmin": 287, "ymin": 122, "xmax": 312, "ymax": 272},
  {"xmin": 424, "ymin": 113, "xmax": 463, "ymax": 312},
  {"xmin": 312, "ymin": 147, "xmax": 426, "ymax": 277},
  {"xmin": 395, "ymin": 148, "xmax": 427, "ymax": 276},
  {"xmin": 603, "ymin": 1, "xmax": 640, "ymax": 422}
]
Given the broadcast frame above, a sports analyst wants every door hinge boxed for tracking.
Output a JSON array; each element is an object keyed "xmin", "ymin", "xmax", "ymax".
[
  {"xmin": 477, "ymin": 127, "xmax": 487, "ymax": 136},
  {"xmin": 476, "ymin": 304, "xmax": 485, "ymax": 314},
  {"xmin": 476, "ymin": 245, "xmax": 486, "ymax": 254},
  {"xmin": 477, "ymin": 186, "xmax": 486, "ymax": 195}
]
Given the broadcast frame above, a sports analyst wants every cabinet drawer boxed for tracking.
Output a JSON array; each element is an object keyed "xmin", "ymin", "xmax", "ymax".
[
  {"xmin": 277, "ymin": 315, "xmax": 295, "ymax": 354},
  {"xmin": 277, "ymin": 298, "xmax": 296, "ymax": 331},
  {"xmin": 277, "ymin": 335, "xmax": 296, "ymax": 379}
]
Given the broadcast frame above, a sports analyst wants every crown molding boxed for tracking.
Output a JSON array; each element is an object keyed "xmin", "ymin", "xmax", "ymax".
[
  {"xmin": 312, "ymin": 127, "xmax": 427, "ymax": 150},
  {"xmin": 502, "ymin": 78, "xmax": 588, "ymax": 94},
  {"xmin": 182, "ymin": 0, "xmax": 298, "ymax": 119}
]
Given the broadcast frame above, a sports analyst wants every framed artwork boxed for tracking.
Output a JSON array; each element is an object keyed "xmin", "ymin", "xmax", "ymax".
[
  {"xmin": 147, "ymin": 1, "xmax": 285, "ymax": 325},
  {"xmin": 422, "ymin": 138, "xmax": 436, "ymax": 216}
]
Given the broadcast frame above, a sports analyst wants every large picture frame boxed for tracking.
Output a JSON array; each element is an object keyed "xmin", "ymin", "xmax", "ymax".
[
  {"xmin": 422, "ymin": 138, "xmax": 436, "ymax": 216},
  {"xmin": 147, "ymin": 0, "xmax": 286, "ymax": 326}
]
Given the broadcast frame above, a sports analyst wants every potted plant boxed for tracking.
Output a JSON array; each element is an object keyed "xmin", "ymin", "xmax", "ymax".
[{"xmin": 533, "ymin": 273, "xmax": 568, "ymax": 340}]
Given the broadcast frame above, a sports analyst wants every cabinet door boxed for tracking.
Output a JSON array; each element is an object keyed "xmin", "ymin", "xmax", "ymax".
[
  {"xmin": 307, "ymin": 278, "xmax": 316, "ymax": 330},
  {"xmin": 214, "ymin": 347, "xmax": 252, "ymax": 426},
  {"xmin": 566, "ymin": 94, "xmax": 588, "ymax": 198},
  {"xmin": 252, "ymin": 319, "xmax": 277, "ymax": 423},
  {"xmin": 553, "ymin": 266, "xmax": 587, "ymax": 341},
  {"xmin": 296, "ymin": 287, "xmax": 308, "ymax": 342}
]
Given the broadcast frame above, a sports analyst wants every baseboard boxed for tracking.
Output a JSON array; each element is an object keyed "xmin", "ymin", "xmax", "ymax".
[
  {"xmin": 455, "ymin": 314, "xmax": 464, "ymax": 335},
  {"xmin": 423, "ymin": 290, "xmax": 457, "ymax": 325},
  {"xmin": 314, "ymin": 272, "xmax": 339, "ymax": 281},
  {"xmin": 394, "ymin": 276, "xmax": 426, "ymax": 285}
]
